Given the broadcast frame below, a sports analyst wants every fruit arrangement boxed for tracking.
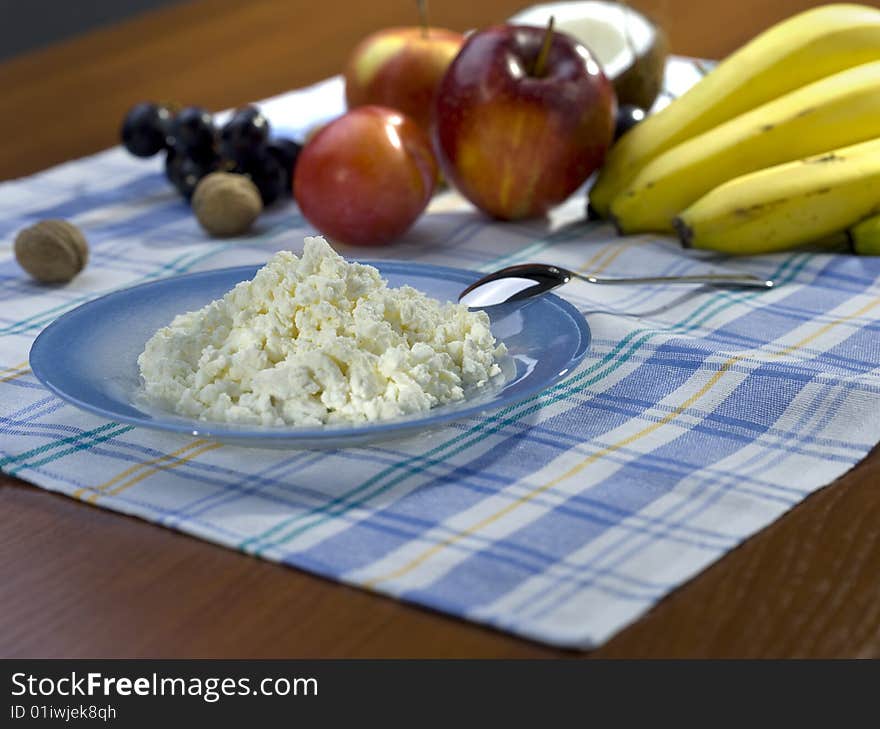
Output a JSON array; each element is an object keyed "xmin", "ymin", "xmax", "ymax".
[
  {"xmin": 282, "ymin": 2, "xmax": 618, "ymax": 244},
  {"xmin": 589, "ymin": 2, "xmax": 880, "ymax": 255},
  {"xmin": 115, "ymin": 2, "xmax": 880, "ymax": 257},
  {"xmin": 118, "ymin": 2, "xmax": 632, "ymax": 246},
  {"xmin": 120, "ymin": 101, "xmax": 302, "ymax": 233}
]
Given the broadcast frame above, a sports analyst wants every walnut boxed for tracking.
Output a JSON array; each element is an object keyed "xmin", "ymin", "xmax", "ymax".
[
  {"xmin": 191, "ymin": 172, "xmax": 263, "ymax": 237},
  {"xmin": 14, "ymin": 219, "xmax": 89, "ymax": 283}
]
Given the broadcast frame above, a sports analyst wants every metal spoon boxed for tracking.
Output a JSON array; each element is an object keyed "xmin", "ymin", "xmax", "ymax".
[{"xmin": 458, "ymin": 263, "xmax": 774, "ymax": 308}]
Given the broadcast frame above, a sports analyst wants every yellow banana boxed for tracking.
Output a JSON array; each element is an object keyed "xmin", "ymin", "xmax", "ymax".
[
  {"xmin": 589, "ymin": 3, "xmax": 880, "ymax": 218},
  {"xmin": 674, "ymin": 139, "xmax": 880, "ymax": 255},
  {"xmin": 610, "ymin": 59, "xmax": 880, "ymax": 234},
  {"xmin": 849, "ymin": 214, "xmax": 880, "ymax": 254}
]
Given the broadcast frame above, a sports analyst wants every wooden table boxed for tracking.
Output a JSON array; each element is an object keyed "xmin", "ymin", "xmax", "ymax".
[{"xmin": 2, "ymin": 0, "xmax": 879, "ymax": 658}]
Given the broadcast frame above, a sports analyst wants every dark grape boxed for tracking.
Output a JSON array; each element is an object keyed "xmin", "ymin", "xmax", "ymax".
[
  {"xmin": 614, "ymin": 105, "xmax": 646, "ymax": 142},
  {"xmin": 165, "ymin": 148, "xmax": 217, "ymax": 201},
  {"xmin": 121, "ymin": 102, "xmax": 172, "ymax": 157},
  {"xmin": 266, "ymin": 138, "xmax": 302, "ymax": 191},
  {"xmin": 242, "ymin": 154, "xmax": 287, "ymax": 206},
  {"xmin": 220, "ymin": 106, "xmax": 270, "ymax": 164},
  {"xmin": 169, "ymin": 106, "xmax": 216, "ymax": 163}
]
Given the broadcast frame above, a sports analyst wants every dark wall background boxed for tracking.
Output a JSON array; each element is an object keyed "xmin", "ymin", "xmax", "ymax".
[{"xmin": 0, "ymin": 0, "xmax": 184, "ymax": 61}]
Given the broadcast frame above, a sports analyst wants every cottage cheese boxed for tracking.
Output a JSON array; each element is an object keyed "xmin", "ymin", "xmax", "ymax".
[{"xmin": 138, "ymin": 236, "xmax": 506, "ymax": 426}]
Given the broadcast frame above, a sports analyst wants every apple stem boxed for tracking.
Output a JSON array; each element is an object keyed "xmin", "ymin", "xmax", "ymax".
[
  {"xmin": 417, "ymin": 0, "xmax": 429, "ymax": 39},
  {"xmin": 532, "ymin": 15, "xmax": 555, "ymax": 78}
]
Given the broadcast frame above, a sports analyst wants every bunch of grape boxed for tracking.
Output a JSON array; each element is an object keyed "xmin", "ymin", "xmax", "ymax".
[{"xmin": 120, "ymin": 102, "xmax": 302, "ymax": 205}]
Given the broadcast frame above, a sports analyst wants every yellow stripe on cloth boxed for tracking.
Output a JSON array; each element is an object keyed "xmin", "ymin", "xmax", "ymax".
[
  {"xmin": 96, "ymin": 441, "xmax": 221, "ymax": 503},
  {"xmin": 364, "ymin": 293, "xmax": 880, "ymax": 589},
  {"xmin": 0, "ymin": 360, "xmax": 28, "ymax": 376},
  {"xmin": 73, "ymin": 439, "xmax": 220, "ymax": 502},
  {"xmin": 0, "ymin": 361, "xmax": 30, "ymax": 383},
  {"xmin": 771, "ymin": 295, "xmax": 880, "ymax": 358},
  {"xmin": 578, "ymin": 238, "xmax": 641, "ymax": 276},
  {"xmin": 575, "ymin": 237, "xmax": 639, "ymax": 277}
]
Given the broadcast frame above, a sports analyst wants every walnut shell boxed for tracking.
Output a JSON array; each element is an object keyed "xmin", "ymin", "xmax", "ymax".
[
  {"xmin": 192, "ymin": 172, "xmax": 263, "ymax": 237},
  {"xmin": 14, "ymin": 219, "xmax": 89, "ymax": 283}
]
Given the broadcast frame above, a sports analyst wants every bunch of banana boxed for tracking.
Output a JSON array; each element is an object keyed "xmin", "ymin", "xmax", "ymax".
[
  {"xmin": 611, "ymin": 60, "xmax": 880, "ymax": 234},
  {"xmin": 674, "ymin": 140, "xmax": 880, "ymax": 254},
  {"xmin": 589, "ymin": 3, "xmax": 880, "ymax": 255}
]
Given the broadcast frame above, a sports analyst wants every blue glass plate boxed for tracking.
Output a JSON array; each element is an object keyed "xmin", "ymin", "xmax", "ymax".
[{"xmin": 30, "ymin": 261, "xmax": 590, "ymax": 448}]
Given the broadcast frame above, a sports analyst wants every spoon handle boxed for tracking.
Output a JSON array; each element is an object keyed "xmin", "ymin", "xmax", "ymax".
[{"xmin": 575, "ymin": 272, "xmax": 774, "ymax": 289}]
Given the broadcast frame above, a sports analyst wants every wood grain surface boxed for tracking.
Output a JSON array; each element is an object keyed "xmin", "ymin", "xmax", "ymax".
[{"xmin": 1, "ymin": 0, "xmax": 879, "ymax": 658}]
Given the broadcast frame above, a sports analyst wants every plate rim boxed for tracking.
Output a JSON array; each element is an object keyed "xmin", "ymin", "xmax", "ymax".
[{"xmin": 30, "ymin": 260, "xmax": 591, "ymax": 442}]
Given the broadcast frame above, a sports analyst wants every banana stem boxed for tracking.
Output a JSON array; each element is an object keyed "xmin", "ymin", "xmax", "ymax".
[{"xmin": 533, "ymin": 16, "xmax": 555, "ymax": 77}]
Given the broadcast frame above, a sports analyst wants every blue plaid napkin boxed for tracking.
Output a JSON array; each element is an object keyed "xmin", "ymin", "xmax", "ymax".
[{"xmin": 2, "ymin": 58, "xmax": 879, "ymax": 648}]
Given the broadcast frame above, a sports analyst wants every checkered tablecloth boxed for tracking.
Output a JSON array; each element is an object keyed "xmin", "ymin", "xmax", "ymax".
[{"xmin": 2, "ymin": 58, "xmax": 879, "ymax": 649}]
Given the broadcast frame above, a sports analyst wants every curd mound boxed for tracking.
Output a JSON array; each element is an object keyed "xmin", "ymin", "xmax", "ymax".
[{"xmin": 138, "ymin": 236, "xmax": 506, "ymax": 426}]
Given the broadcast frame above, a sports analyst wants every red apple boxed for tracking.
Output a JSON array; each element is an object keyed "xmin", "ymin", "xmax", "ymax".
[
  {"xmin": 434, "ymin": 24, "xmax": 616, "ymax": 220},
  {"xmin": 344, "ymin": 26, "xmax": 465, "ymax": 132},
  {"xmin": 293, "ymin": 106, "xmax": 437, "ymax": 247}
]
